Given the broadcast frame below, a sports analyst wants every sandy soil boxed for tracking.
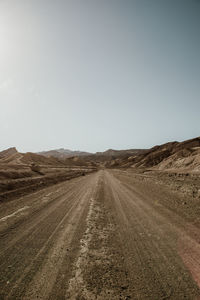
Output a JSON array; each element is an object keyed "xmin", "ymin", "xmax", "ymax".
[
  {"xmin": 0, "ymin": 166, "xmax": 93, "ymax": 203},
  {"xmin": 0, "ymin": 170, "xmax": 200, "ymax": 299}
]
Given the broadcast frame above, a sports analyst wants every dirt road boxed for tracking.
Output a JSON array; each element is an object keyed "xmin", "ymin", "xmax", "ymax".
[{"xmin": 0, "ymin": 170, "xmax": 200, "ymax": 299}]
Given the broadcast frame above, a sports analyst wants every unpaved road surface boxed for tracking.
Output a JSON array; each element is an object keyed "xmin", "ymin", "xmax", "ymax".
[{"xmin": 0, "ymin": 170, "xmax": 200, "ymax": 299}]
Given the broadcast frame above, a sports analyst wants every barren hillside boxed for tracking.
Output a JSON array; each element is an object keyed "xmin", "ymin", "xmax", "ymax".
[
  {"xmin": 0, "ymin": 148, "xmax": 96, "ymax": 202},
  {"xmin": 110, "ymin": 137, "xmax": 200, "ymax": 172}
]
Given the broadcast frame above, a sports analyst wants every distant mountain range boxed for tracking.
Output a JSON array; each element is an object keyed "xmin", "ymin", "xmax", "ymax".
[
  {"xmin": 0, "ymin": 147, "xmax": 146, "ymax": 161},
  {"xmin": 95, "ymin": 149, "xmax": 146, "ymax": 157},
  {"xmin": 38, "ymin": 148, "xmax": 92, "ymax": 159},
  {"xmin": 1, "ymin": 136, "xmax": 200, "ymax": 172},
  {"xmin": 38, "ymin": 148, "xmax": 146, "ymax": 159}
]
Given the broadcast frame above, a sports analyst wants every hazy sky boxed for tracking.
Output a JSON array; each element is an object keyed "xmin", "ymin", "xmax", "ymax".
[{"xmin": 0, "ymin": 0, "xmax": 199, "ymax": 153}]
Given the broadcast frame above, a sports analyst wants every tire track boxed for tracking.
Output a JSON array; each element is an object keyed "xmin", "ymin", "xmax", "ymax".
[
  {"xmin": 0, "ymin": 173, "xmax": 98, "ymax": 299},
  {"xmin": 104, "ymin": 170, "xmax": 200, "ymax": 299}
]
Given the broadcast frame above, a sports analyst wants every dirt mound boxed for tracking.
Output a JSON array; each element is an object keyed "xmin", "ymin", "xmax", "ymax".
[{"xmin": 63, "ymin": 156, "xmax": 93, "ymax": 167}]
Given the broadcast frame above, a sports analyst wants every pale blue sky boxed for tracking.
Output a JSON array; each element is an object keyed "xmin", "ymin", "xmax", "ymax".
[{"xmin": 0, "ymin": 0, "xmax": 199, "ymax": 152}]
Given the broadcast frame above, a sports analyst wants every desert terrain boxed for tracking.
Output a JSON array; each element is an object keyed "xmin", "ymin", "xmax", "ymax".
[{"xmin": 0, "ymin": 137, "xmax": 200, "ymax": 299}]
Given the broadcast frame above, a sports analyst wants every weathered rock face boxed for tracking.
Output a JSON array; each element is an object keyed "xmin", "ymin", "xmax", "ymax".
[
  {"xmin": 0, "ymin": 147, "xmax": 18, "ymax": 158},
  {"xmin": 134, "ymin": 137, "xmax": 200, "ymax": 171},
  {"xmin": 106, "ymin": 136, "xmax": 200, "ymax": 172}
]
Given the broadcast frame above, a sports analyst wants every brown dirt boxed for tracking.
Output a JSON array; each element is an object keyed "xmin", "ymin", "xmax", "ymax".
[
  {"xmin": 0, "ymin": 164, "xmax": 94, "ymax": 203},
  {"xmin": 0, "ymin": 170, "xmax": 200, "ymax": 299}
]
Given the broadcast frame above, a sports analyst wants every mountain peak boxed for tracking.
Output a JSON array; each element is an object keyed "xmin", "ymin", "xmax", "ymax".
[{"xmin": 0, "ymin": 147, "xmax": 18, "ymax": 159}]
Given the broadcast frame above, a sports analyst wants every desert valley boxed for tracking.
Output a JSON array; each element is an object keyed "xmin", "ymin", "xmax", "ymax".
[{"xmin": 0, "ymin": 136, "xmax": 200, "ymax": 299}]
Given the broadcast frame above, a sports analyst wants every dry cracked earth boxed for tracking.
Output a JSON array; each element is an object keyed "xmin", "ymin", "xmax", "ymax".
[{"xmin": 1, "ymin": 170, "xmax": 200, "ymax": 299}]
